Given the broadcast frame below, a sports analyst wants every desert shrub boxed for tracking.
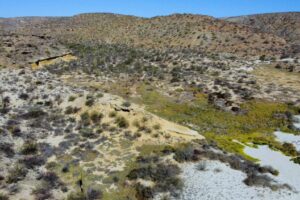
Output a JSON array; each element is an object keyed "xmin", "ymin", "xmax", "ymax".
[
  {"xmin": 259, "ymin": 55, "xmax": 266, "ymax": 61},
  {"xmin": 85, "ymin": 95, "xmax": 95, "ymax": 107},
  {"xmin": 292, "ymin": 157, "xmax": 300, "ymax": 164},
  {"xmin": 96, "ymin": 93, "xmax": 103, "ymax": 98},
  {"xmin": 79, "ymin": 128, "xmax": 95, "ymax": 138},
  {"xmin": 32, "ymin": 185, "xmax": 52, "ymax": 200},
  {"xmin": 80, "ymin": 112, "xmax": 90, "ymax": 126},
  {"xmin": 40, "ymin": 172, "xmax": 62, "ymax": 189},
  {"xmin": 90, "ymin": 112, "xmax": 103, "ymax": 123},
  {"xmin": 0, "ymin": 193, "xmax": 9, "ymax": 200},
  {"xmin": 6, "ymin": 165, "xmax": 28, "ymax": 183},
  {"xmin": 122, "ymin": 101, "xmax": 131, "ymax": 107},
  {"xmin": 155, "ymin": 176, "xmax": 183, "ymax": 193},
  {"xmin": 132, "ymin": 120, "xmax": 140, "ymax": 128},
  {"xmin": 281, "ymin": 142, "xmax": 297, "ymax": 157},
  {"xmin": 141, "ymin": 116, "xmax": 148, "ymax": 123},
  {"xmin": 135, "ymin": 183, "xmax": 154, "ymax": 199},
  {"xmin": 22, "ymin": 108, "xmax": 46, "ymax": 119},
  {"xmin": 115, "ymin": 116, "xmax": 129, "ymax": 128},
  {"xmin": 9, "ymin": 125, "xmax": 22, "ymax": 137},
  {"xmin": 65, "ymin": 106, "xmax": 81, "ymax": 115},
  {"xmin": 153, "ymin": 124, "xmax": 161, "ymax": 130},
  {"xmin": 0, "ymin": 142, "xmax": 15, "ymax": 157},
  {"xmin": 68, "ymin": 96, "xmax": 77, "ymax": 102},
  {"xmin": 196, "ymin": 161, "xmax": 207, "ymax": 171},
  {"xmin": 174, "ymin": 146, "xmax": 195, "ymax": 162},
  {"xmin": 19, "ymin": 93, "xmax": 29, "ymax": 100},
  {"xmin": 20, "ymin": 155, "xmax": 45, "ymax": 169},
  {"xmin": 67, "ymin": 191, "xmax": 86, "ymax": 200},
  {"xmin": 86, "ymin": 187, "xmax": 103, "ymax": 200},
  {"xmin": 243, "ymin": 173, "xmax": 274, "ymax": 188},
  {"xmin": 21, "ymin": 141, "xmax": 38, "ymax": 155},
  {"xmin": 128, "ymin": 164, "xmax": 180, "ymax": 182},
  {"xmin": 109, "ymin": 111, "xmax": 117, "ymax": 118}
]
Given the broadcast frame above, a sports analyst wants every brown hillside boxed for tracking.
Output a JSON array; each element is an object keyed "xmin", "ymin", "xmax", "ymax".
[{"xmin": 0, "ymin": 13, "xmax": 291, "ymax": 58}]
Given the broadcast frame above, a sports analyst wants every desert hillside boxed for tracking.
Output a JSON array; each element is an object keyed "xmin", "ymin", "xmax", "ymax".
[
  {"xmin": 0, "ymin": 13, "xmax": 291, "ymax": 58},
  {"xmin": 0, "ymin": 11, "xmax": 300, "ymax": 200},
  {"xmin": 225, "ymin": 12, "xmax": 300, "ymax": 55}
]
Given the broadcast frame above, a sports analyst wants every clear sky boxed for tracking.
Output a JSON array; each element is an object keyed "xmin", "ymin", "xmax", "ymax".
[{"xmin": 0, "ymin": 0, "xmax": 299, "ymax": 18}]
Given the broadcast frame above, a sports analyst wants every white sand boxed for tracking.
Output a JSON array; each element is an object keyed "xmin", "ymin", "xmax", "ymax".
[
  {"xmin": 179, "ymin": 160, "xmax": 295, "ymax": 200},
  {"xmin": 244, "ymin": 145, "xmax": 300, "ymax": 195},
  {"xmin": 274, "ymin": 131, "xmax": 300, "ymax": 151}
]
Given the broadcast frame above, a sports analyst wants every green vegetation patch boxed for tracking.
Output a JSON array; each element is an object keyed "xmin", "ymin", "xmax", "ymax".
[{"xmin": 136, "ymin": 84, "xmax": 299, "ymax": 160}]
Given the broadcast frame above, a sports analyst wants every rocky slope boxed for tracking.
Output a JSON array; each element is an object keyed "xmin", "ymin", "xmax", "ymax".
[
  {"xmin": 0, "ymin": 13, "xmax": 291, "ymax": 58},
  {"xmin": 0, "ymin": 32, "xmax": 70, "ymax": 68},
  {"xmin": 225, "ymin": 12, "xmax": 300, "ymax": 56}
]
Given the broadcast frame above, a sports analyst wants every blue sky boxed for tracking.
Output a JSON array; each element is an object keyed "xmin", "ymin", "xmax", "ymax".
[{"xmin": 0, "ymin": 0, "xmax": 299, "ymax": 18}]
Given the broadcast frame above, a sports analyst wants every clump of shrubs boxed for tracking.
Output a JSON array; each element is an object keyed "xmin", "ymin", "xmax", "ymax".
[
  {"xmin": 109, "ymin": 111, "xmax": 117, "ymax": 118},
  {"xmin": 115, "ymin": 116, "xmax": 129, "ymax": 128},
  {"xmin": 0, "ymin": 193, "xmax": 9, "ymax": 200},
  {"xmin": 85, "ymin": 95, "xmax": 95, "ymax": 107},
  {"xmin": 79, "ymin": 128, "xmax": 96, "ymax": 138},
  {"xmin": 0, "ymin": 142, "xmax": 15, "ymax": 157},
  {"xmin": 67, "ymin": 187, "xmax": 103, "ymax": 200},
  {"xmin": 86, "ymin": 187, "xmax": 103, "ymax": 200},
  {"xmin": 80, "ymin": 112, "xmax": 90, "ymax": 126},
  {"xmin": 280, "ymin": 142, "xmax": 298, "ymax": 157},
  {"xmin": 173, "ymin": 145, "xmax": 196, "ymax": 162},
  {"xmin": 90, "ymin": 111, "xmax": 103, "ymax": 124},
  {"xmin": 65, "ymin": 106, "xmax": 81, "ymax": 115},
  {"xmin": 21, "ymin": 141, "xmax": 38, "ymax": 155},
  {"xmin": 32, "ymin": 185, "xmax": 53, "ymax": 200},
  {"xmin": 40, "ymin": 172, "xmax": 62, "ymax": 189},
  {"xmin": 68, "ymin": 95, "xmax": 77, "ymax": 102},
  {"xmin": 122, "ymin": 101, "xmax": 131, "ymax": 108},
  {"xmin": 22, "ymin": 107, "xmax": 46, "ymax": 119},
  {"xmin": 6, "ymin": 165, "xmax": 28, "ymax": 183},
  {"xmin": 20, "ymin": 155, "xmax": 45, "ymax": 169},
  {"xmin": 292, "ymin": 157, "xmax": 300, "ymax": 165},
  {"xmin": 128, "ymin": 162, "xmax": 182, "ymax": 199}
]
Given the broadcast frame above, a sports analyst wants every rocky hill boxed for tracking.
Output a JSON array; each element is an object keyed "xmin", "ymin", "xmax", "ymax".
[
  {"xmin": 0, "ymin": 13, "xmax": 292, "ymax": 59},
  {"xmin": 225, "ymin": 12, "xmax": 300, "ymax": 55}
]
